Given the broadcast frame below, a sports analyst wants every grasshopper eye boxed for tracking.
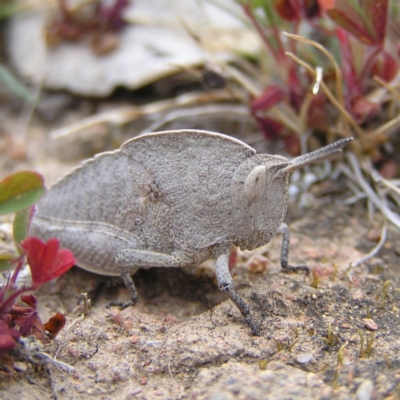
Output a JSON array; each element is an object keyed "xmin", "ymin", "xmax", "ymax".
[{"xmin": 244, "ymin": 165, "xmax": 267, "ymax": 203}]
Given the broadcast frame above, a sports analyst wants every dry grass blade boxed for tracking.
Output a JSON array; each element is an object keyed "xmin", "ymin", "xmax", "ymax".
[
  {"xmin": 285, "ymin": 52, "xmax": 363, "ymax": 137},
  {"xmin": 283, "ymin": 32, "xmax": 344, "ymax": 105},
  {"xmin": 345, "ymin": 153, "xmax": 400, "ymax": 229},
  {"xmin": 140, "ymin": 104, "xmax": 250, "ymax": 134},
  {"xmin": 352, "ymin": 221, "xmax": 388, "ymax": 267},
  {"xmin": 50, "ymin": 91, "xmax": 237, "ymax": 138},
  {"xmin": 366, "ymin": 114, "xmax": 400, "ymax": 142},
  {"xmin": 373, "ymin": 73, "xmax": 400, "ymax": 103}
]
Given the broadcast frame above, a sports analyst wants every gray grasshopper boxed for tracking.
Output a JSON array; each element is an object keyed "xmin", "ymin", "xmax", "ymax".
[{"xmin": 30, "ymin": 130, "xmax": 352, "ymax": 335}]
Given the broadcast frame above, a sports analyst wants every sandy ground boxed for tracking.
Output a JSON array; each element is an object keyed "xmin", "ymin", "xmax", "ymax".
[{"xmin": 0, "ymin": 95, "xmax": 400, "ymax": 400}]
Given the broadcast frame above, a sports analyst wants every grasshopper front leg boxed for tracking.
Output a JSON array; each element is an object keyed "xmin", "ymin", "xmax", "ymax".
[
  {"xmin": 278, "ymin": 223, "xmax": 309, "ymax": 273},
  {"xmin": 215, "ymin": 252, "xmax": 260, "ymax": 336}
]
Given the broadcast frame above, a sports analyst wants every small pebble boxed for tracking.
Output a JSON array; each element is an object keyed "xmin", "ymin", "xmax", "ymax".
[
  {"xmin": 140, "ymin": 376, "xmax": 147, "ymax": 385},
  {"xmin": 14, "ymin": 361, "xmax": 27, "ymax": 372},
  {"xmin": 127, "ymin": 387, "xmax": 142, "ymax": 397},
  {"xmin": 362, "ymin": 318, "xmax": 378, "ymax": 331},
  {"xmin": 296, "ymin": 353, "xmax": 313, "ymax": 364},
  {"xmin": 367, "ymin": 228, "xmax": 381, "ymax": 242},
  {"xmin": 130, "ymin": 335, "xmax": 141, "ymax": 344},
  {"xmin": 110, "ymin": 308, "xmax": 124, "ymax": 325},
  {"xmin": 356, "ymin": 379, "xmax": 374, "ymax": 400},
  {"xmin": 245, "ymin": 254, "xmax": 269, "ymax": 273}
]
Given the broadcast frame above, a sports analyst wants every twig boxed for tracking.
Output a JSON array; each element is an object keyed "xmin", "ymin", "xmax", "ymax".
[
  {"xmin": 19, "ymin": 337, "xmax": 75, "ymax": 373},
  {"xmin": 35, "ymin": 351, "xmax": 76, "ymax": 373}
]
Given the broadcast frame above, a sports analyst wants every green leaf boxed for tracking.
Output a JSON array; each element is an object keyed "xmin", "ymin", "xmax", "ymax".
[
  {"xmin": 13, "ymin": 207, "xmax": 32, "ymax": 250},
  {"xmin": 0, "ymin": 64, "xmax": 36, "ymax": 103},
  {"xmin": 0, "ymin": 171, "xmax": 45, "ymax": 215},
  {"xmin": 0, "ymin": 254, "xmax": 14, "ymax": 272},
  {"xmin": 0, "ymin": 4, "xmax": 20, "ymax": 20},
  {"xmin": 239, "ymin": 0, "xmax": 266, "ymax": 10},
  {"xmin": 251, "ymin": 0, "xmax": 267, "ymax": 9}
]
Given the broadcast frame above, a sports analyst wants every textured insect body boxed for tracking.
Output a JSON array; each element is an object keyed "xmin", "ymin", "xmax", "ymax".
[{"xmin": 30, "ymin": 130, "xmax": 352, "ymax": 335}]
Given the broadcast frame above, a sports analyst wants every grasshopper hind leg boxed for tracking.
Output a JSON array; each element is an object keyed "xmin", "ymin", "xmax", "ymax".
[{"xmin": 106, "ymin": 267, "xmax": 139, "ymax": 309}]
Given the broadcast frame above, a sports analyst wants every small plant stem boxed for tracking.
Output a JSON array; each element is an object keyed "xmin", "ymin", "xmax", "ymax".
[
  {"xmin": 358, "ymin": 329, "xmax": 365, "ymax": 357},
  {"xmin": 359, "ymin": 46, "xmax": 382, "ymax": 88},
  {"xmin": 337, "ymin": 342, "xmax": 347, "ymax": 366},
  {"xmin": 366, "ymin": 114, "xmax": 400, "ymax": 142},
  {"xmin": 381, "ymin": 280, "xmax": 391, "ymax": 308},
  {"xmin": 0, "ymin": 285, "xmax": 34, "ymax": 315},
  {"xmin": 242, "ymin": 5, "xmax": 278, "ymax": 60},
  {"xmin": 3, "ymin": 289, "xmax": 23, "ymax": 312},
  {"xmin": 263, "ymin": 3, "xmax": 287, "ymax": 62},
  {"xmin": 336, "ymin": 29, "xmax": 362, "ymax": 97},
  {"xmin": 11, "ymin": 255, "xmax": 26, "ymax": 285},
  {"xmin": 298, "ymin": 91, "xmax": 314, "ymax": 132},
  {"xmin": 270, "ymin": 105, "xmax": 302, "ymax": 135},
  {"xmin": 285, "ymin": 52, "xmax": 364, "ymax": 136},
  {"xmin": 373, "ymin": 75, "xmax": 400, "ymax": 104},
  {"xmin": 283, "ymin": 32, "xmax": 344, "ymax": 106},
  {"xmin": 223, "ymin": 64, "xmax": 261, "ymax": 96},
  {"xmin": 242, "ymin": 4, "xmax": 285, "ymax": 64}
]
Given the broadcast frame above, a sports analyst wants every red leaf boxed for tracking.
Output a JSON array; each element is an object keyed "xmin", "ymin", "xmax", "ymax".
[
  {"xmin": 335, "ymin": 28, "xmax": 362, "ymax": 97},
  {"xmin": 307, "ymin": 94, "xmax": 329, "ymax": 131},
  {"xmin": 327, "ymin": 0, "xmax": 388, "ymax": 46},
  {"xmin": 0, "ymin": 318, "xmax": 21, "ymax": 355},
  {"xmin": 251, "ymin": 85, "xmax": 286, "ymax": 112},
  {"xmin": 255, "ymin": 116, "xmax": 284, "ymax": 140},
  {"xmin": 31, "ymin": 316, "xmax": 50, "ymax": 344},
  {"xmin": 10, "ymin": 305, "xmax": 37, "ymax": 335},
  {"xmin": 0, "ymin": 334, "xmax": 17, "ymax": 355},
  {"xmin": 0, "ymin": 320, "xmax": 9, "ymax": 335},
  {"xmin": 274, "ymin": 0, "xmax": 301, "ymax": 21},
  {"xmin": 21, "ymin": 294, "xmax": 37, "ymax": 309},
  {"xmin": 350, "ymin": 95, "xmax": 380, "ymax": 123},
  {"xmin": 10, "ymin": 304, "xmax": 49, "ymax": 343},
  {"xmin": 21, "ymin": 237, "xmax": 75, "ymax": 288},
  {"xmin": 44, "ymin": 312, "xmax": 66, "ymax": 339},
  {"xmin": 317, "ymin": 0, "xmax": 335, "ymax": 12},
  {"xmin": 0, "ymin": 320, "xmax": 20, "ymax": 341},
  {"xmin": 372, "ymin": 51, "xmax": 399, "ymax": 82}
]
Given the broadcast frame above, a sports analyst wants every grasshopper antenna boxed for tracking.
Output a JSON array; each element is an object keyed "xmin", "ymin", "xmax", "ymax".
[{"xmin": 282, "ymin": 137, "xmax": 353, "ymax": 174}]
